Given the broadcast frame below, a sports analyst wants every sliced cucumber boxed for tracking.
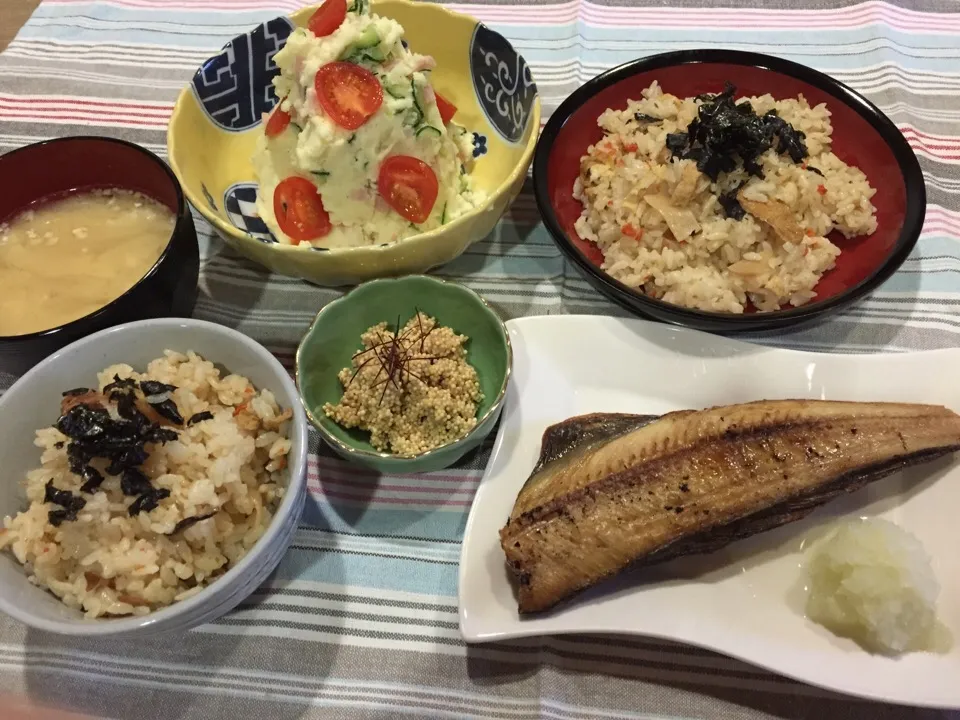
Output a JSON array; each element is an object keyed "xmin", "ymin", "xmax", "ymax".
[
  {"xmin": 440, "ymin": 203, "xmax": 447, "ymax": 225},
  {"xmin": 403, "ymin": 107, "xmax": 423, "ymax": 127},
  {"xmin": 344, "ymin": 49, "xmax": 387, "ymax": 65},
  {"xmin": 354, "ymin": 26, "xmax": 380, "ymax": 49},
  {"xmin": 360, "ymin": 47, "xmax": 386, "ymax": 63},
  {"xmin": 405, "ymin": 78, "xmax": 426, "ymax": 128},
  {"xmin": 339, "ymin": 26, "xmax": 386, "ymax": 64},
  {"xmin": 415, "ymin": 125, "xmax": 441, "ymax": 138},
  {"xmin": 383, "ymin": 82, "xmax": 407, "ymax": 99}
]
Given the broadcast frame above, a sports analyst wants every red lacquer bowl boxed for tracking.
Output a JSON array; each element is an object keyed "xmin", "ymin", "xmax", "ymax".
[
  {"xmin": 533, "ymin": 50, "xmax": 925, "ymax": 333},
  {"xmin": 0, "ymin": 137, "xmax": 200, "ymax": 374}
]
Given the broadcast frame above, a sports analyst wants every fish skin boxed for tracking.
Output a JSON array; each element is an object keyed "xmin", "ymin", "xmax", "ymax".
[
  {"xmin": 511, "ymin": 413, "xmax": 660, "ymax": 519},
  {"xmin": 499, "ymin": 400, "xmax": 960, "ymax": 614}
]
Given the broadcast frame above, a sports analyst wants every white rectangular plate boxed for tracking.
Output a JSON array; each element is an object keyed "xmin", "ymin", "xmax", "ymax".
[{"xmin": 458, "ymin": 315, "xmax": 960, "ymax": 709}]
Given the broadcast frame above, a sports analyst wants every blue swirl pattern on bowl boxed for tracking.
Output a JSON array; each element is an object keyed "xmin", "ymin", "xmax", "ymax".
[
  {"xmin": 223, "ymin": 182, "xmax": 275, "ymax": 242},
  {"xmin": 469, "ymin": 24, "xmax": 537, "ymax": 144},
  {"xmin": 191, "ymin": 16, "xmax": 294, "ymax": 132}
]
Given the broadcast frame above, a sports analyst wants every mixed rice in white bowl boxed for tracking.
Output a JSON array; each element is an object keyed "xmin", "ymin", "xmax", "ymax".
[{"xmin": 0, "ymin": 318, "xmax": 308, "ymax": 637}]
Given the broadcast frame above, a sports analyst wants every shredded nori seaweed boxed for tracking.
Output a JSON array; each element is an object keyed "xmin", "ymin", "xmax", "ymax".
[
  {"xmin": 102, "ymin": 375, "xmax": 137, "ymax": 395},
  {"xmin": 61, "ymin": 388, "xmax": 91, "ymax": 397},
  {"xmin": 665, "ymin": 132, "xmax": 690, "ymax": 156},
  {"xmin": 169, "ymin": 511, "xmax": 217, "ymax": 535},
  {"xmin": 761, "ymin": 110, "xmax": 807, "ymax": 163},
  {"xmin": 187, "ymin": 411, "xmax": 214, "ymax": 426},
  {"xmin": 718, "ymin": 191, "xmax": 747, "ymax": 221},
  {"xmin": 128, "ymin": 488, "xmax": 170, "ymax": 516},
  {"xmin": 139, "ymin": 380, "xmax": 177, "ymax": 396},
  {"xmin": 149, "ymin": 399, "xmax": 184, "ymax": 425},
  {"xmin": 120, "ymin": 467, "xmax": 153, "ymax": 497},
  {"xmin": 53, "ymin": 376, "xmax": 183, "ymax": 522},
  {"xmin": 48, "ymin": 509, "xmax": 73, "ymax": 527},
  {"xmin": 44, "ymin": 480, "xmax": 86, "ymax": 526},
  {"xmin": 146, "ymin": 427, "xmax": 180, "ymax": 444},
  {"xmin": 56, "ymin": 404, "xmax": 111, "ymax": 441},
  {"xmin": 114, "ymin": 391, "xmax": 150, "ymax": 433},
  {"xmin": 106, "ymin": 446, "xmax": 149, "ymax": 475},
  {"xmin": 67, "ymin": 443, "xmax": 90, "ymax": 475},
  {"xmin": 79, "ymin": 466, "xmax": 104, "ymax": 494},
  {"xmin": 665, "ymin": 82, "xmax": 810, "ymax": 219},
  {"xmin": 45, "ymin": 480, "xmax": 80, "ymax": 508},
  {"xmin": 634, "ymin": 112, "xmax": 661, "ymax": 124},
  {"xmin": 806, "ymin": 164, "xmax": 824, "ymax": 177}
]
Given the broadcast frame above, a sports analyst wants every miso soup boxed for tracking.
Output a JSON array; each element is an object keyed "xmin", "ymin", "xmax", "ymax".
[{"xmin": 0, "ymin": 189, "xmax": 175, "ymax": 336}]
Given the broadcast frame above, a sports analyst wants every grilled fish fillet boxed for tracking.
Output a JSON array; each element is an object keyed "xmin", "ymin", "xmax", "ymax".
[{"xmin": 499, "ymin": 400, "xmax": 960, "ymax": 614}]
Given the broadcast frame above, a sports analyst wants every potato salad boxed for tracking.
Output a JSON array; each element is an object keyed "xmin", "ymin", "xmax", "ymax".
[{"xmin": 252, "ymin": 0, "xmax": 483, "ymax": 248}]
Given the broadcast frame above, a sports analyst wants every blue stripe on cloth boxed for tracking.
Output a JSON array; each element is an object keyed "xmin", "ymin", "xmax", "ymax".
[
  {"xmin": 302, "ymin": 497, "xmax": 470, "ymax": 542},
  {"xmin": 273, "ymin": 545, "xmax": 460, "ymax": 594}
]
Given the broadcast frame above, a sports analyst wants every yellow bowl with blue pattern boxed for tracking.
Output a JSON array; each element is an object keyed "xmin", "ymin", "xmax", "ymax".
[{"xmin": 167, "ymin": 0, "xmax": 540, "ymax": 286}]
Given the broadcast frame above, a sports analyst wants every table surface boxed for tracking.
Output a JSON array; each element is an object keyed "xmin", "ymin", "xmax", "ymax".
[
  {"xmin": 0, "ymin": 1, "xmax": 39, "ymax": 53},
  {"xmin": 1, "ymin": 1, "xmax": 959, "ymax": 719}
]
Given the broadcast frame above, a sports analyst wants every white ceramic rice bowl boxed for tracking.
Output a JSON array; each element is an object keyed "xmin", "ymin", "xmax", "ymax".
[{"xmin": 0, "ymin": 318, "xmax": 308, "ymax": 637}]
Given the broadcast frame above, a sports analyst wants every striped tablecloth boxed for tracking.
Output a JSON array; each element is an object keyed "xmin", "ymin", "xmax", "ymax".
[{"xmin": 1, "ymin": 1, "xmax": 958, "ymax": 718}]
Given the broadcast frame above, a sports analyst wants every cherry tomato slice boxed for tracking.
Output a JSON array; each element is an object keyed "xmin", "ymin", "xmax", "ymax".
[
  {"xmin": 434, "ymin": 91, "xmax": 457, "ymax": 125},
  {"xmin": 264, "ymin": 106, "xmax": 291, "ymax": 137},
  {"xmin": 377, "ymin": 156, "xmax": 439, "ymax": 225},
  {"xmin": 314, "ymin": 62, "xmax": 384, "ymax": 131},
  {"xmin": 308, "ymin": 0, "xmax": 347, "ymax": 38},
  {"xmin": 273, "ymin": 177, "xmax": 332, "ymax": 243}
]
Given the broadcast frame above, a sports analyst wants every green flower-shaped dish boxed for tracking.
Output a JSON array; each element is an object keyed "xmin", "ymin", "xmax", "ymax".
[{"xmin": 296, "ymin": 275, "xmax": 512, "ymax": 474}]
